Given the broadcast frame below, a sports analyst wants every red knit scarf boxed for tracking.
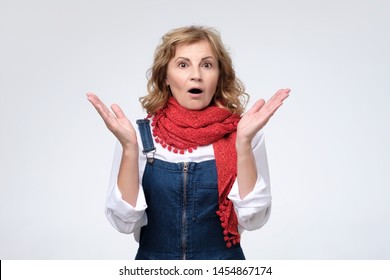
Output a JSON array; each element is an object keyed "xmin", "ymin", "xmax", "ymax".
[{"xmin": 149, "ymin": 97, "xmax": 241, "ymax": 247}]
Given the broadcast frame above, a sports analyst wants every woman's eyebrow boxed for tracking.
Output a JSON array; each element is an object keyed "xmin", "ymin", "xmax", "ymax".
[
  {"xmin": 201, "ymin": 56, "xmax": 216, "ymax": 61},
  {"xmin": 175, "ymin": 56, "xmax": 216, "ymax": 62},
  {"xmin": 175, "ymin": 57, "xmax": 190, "ymax": 62}
]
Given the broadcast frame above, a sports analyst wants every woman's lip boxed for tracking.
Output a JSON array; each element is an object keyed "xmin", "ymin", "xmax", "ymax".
[
  {"xmin": 187, "ymin": 91, "xmax": 204, "ymax": 98},
  {"xmin": 188, "ymin": 88, "xmax": 203, "ymax": 94}
]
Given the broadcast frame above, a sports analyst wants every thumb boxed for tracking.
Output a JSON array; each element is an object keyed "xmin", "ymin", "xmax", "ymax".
[
  {"xmin": 111, "ymin": 104, "xmax": 127, "ymax": 119},
  {"xmin": 246, "ymin": 99, "xmax": 265, "ymax": 115}
]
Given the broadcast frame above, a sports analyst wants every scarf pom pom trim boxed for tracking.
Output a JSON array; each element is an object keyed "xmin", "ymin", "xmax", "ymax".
[{"xmin": 216, "ymin": 200, "xmax": 241, "ymax": 248}]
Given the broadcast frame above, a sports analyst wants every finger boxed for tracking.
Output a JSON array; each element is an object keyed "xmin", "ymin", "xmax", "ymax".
[
  {"xmin": 111, "ymin": 104, "xmax": 127, "ymax": 119},
  {"xmin": 275, "ymin": 88, "xmax": 290, "ymax": 102},
  {"xmin": 268, "ymin": 88, "xmax": 290, "ymax": 105},
  {"xmin": 260, "ymin": 100, "xmax": 284, "ymax": 119},
  {"xmin": 87, "ymin": 93, "xmax": 112, "ymax": 118},
  {"xmin": 87, "ymin": 93, "xmax": 103, "ymax": 109},
  {"xmin": 87, "ymin": 96, "xmax": 122, "ymax": 136},
  {"xmin": 87, "ymin": 93, "xmax": 107, "ymax": 111},
  {"xmin": 246, "ymin": 88, "xmax": 290, "ymax": 115},
  {"xmin": 252, "ymin": 89, "xmax": 288, "ymax": 120},
  {"xmin": 262, "ymin": 89, "xmax": 290, "ymax": 113},
  {"xmin": 86, "ymin": 92, "xmax": 102, "ymax": 106}
]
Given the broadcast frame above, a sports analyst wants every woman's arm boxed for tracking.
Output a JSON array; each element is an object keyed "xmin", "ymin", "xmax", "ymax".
[
  {"xmin": 105, "ymin": 142, "xmax": 147, "ymax": 234},
  {"xmin": 236, "ymin": 88, "xmax": 290, "ymax": 199},
  {"xmin": 87, "ymin": 93, "xmax": 140, "ymax": 206},
  {"xmin": 229, "ymin": 130, "xmax": 271, "ymax": 231}
]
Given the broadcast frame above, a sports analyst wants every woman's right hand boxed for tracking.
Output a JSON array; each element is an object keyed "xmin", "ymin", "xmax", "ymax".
[{"xmin": 87, "ymin": 93, "xmax": 138, "ymax": 149}]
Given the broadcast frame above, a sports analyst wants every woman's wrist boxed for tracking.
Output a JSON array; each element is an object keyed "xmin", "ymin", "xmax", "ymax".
[
  {"xmin": 121, "ymin": 142, "xmax": 139, "ymax": 156},
  {"xmin": 236, "ymin": 138, "xmax": 252, "ymax": 155}
]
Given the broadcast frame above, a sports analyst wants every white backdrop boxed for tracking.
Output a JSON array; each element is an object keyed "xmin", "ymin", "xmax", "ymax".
[{"xmin": 0, "ymin": 0, "xmax": 389, "ymax": 259}]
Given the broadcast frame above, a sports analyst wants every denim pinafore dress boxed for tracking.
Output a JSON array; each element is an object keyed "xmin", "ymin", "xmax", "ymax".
[{"xmin": 135, "ymin": 119, "xmax": 245, "ymax": 260}]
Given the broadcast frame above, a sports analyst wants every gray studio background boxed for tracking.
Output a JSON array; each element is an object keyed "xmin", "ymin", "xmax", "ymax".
[{"xmin": 1, "ymin": 0, "xmax": 389, "ymax": 259}]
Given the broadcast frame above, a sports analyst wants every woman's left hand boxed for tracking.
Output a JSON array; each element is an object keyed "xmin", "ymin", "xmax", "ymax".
[{"xmin": 236, "ymin": 88, "xmax": 290, "ymax": 147}]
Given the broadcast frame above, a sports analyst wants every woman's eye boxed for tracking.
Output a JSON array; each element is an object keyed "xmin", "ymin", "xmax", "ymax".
[
  {"xmin": 178, "ymin": 62, "xmax": 187, "ymax": 68},
  {"xmin": 203, "ymin": 63, "xmax": 212, "ymax": 68}
]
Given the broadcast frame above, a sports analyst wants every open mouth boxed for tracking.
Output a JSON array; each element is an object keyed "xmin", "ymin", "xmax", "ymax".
[{"xmin": 188, "ymin": 88, "xmax": 203, "ymax": 94}]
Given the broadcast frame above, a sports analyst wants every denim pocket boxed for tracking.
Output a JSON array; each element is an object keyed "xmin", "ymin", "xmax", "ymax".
[{"xmin": 193, "ymin": 181, "xmax": 218, "ymax": 219}]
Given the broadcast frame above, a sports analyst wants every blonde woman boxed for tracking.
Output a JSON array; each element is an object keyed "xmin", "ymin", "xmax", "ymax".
[{"xmin": 87, "ymin": 26, "xmax": 290, "ymax": 260}]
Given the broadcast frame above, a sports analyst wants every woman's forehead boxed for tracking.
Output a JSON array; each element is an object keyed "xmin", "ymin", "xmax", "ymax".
[{"xmin": 172, "ymin": 40, "xmax": 217, "ymax": 59}]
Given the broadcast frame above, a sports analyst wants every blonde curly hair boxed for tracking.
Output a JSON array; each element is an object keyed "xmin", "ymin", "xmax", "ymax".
[{"xmin": 140, "ymin": 26, "xmax": 248, "ymax": 115}]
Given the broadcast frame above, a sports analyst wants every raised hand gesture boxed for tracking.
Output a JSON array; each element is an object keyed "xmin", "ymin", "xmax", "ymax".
[
  {"xmin": 86, "ymin": 93, "xmax": 138, "ymax": 149},
  {"xmin": 237, "ymin": 88, "xmax": 290, "ymax": 147}
]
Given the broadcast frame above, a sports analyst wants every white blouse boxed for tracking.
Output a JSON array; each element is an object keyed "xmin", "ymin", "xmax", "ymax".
[{"xmin": 105, "ymin": 121, "xmax": 272, "ymax": 242}]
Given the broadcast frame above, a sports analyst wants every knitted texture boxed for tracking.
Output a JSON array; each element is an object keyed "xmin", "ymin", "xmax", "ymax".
[{"xmin": 150, "ymin": 97, "xmax": 241, "ymax": 247}]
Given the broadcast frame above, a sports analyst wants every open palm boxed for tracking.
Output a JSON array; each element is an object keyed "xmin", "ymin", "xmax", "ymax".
[
  {"xmin": 237, "ymin": 88, "xmax": 290, "ymax": 144},
  {"xmin": 87, "ymin": 93, "xmax": 137, "ymax": 148}
]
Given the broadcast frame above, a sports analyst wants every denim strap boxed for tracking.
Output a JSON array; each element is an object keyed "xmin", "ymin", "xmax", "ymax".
[{"xmin": 136, "ymin": 119, "xmax": 156, "ymax": 163}]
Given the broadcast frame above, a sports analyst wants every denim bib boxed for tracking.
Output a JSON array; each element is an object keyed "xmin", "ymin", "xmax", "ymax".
[{"xmin": 135, "ymin": 119, "xmax": 244, "ymax": 260}]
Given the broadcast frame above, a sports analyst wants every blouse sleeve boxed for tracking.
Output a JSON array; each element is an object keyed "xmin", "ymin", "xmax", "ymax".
[
  {"xmin": 105, "ymin": 141, "xmax": 148, "ymax": 234},
  {"xmin": 228, "ymin": 130, "xmax": 272, "ymax": 231}
]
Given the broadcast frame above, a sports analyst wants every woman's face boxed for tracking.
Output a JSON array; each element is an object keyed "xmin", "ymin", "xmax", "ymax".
[{"xmin": 166, "ymin": 40, "xmax": 219, "ymax": 110}]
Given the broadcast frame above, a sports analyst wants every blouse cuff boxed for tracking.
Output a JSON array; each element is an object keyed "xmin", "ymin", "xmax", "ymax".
[
  {"xmin": 228, "ymin": 175, "xmax": 271, "ymax": 209},
  {"xmin": 228, "ymin": 175, "xmax": 272, "ymax": 230},
  {"xmin": 106, "ymin": 183, "xmax": 147, "ymax": 222}
]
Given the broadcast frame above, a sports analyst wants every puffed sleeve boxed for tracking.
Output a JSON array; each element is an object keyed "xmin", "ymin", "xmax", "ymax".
[
  {"xmin": 228, "ymin": 130, "xmax": 272, "ymax": 231},
  {"xmin": 105, "ymin": 141, "xmax": 148, "ymax": 234}
]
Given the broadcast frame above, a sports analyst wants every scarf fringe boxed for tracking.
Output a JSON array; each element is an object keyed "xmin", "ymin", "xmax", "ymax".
[{"xmin": 154, "ymin": 136, "xmax": 198, "ymax": 154}]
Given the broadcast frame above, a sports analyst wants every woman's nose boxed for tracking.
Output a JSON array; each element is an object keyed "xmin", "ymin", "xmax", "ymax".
[{"xmin": 190, "ymin": 68, "xmax": 202, "ymax": 81}]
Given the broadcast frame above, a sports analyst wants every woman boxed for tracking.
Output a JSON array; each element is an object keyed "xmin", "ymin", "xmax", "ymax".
[{"xmin": 87, "ymin": 26, "xmax": 290, "ymax": 260}]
